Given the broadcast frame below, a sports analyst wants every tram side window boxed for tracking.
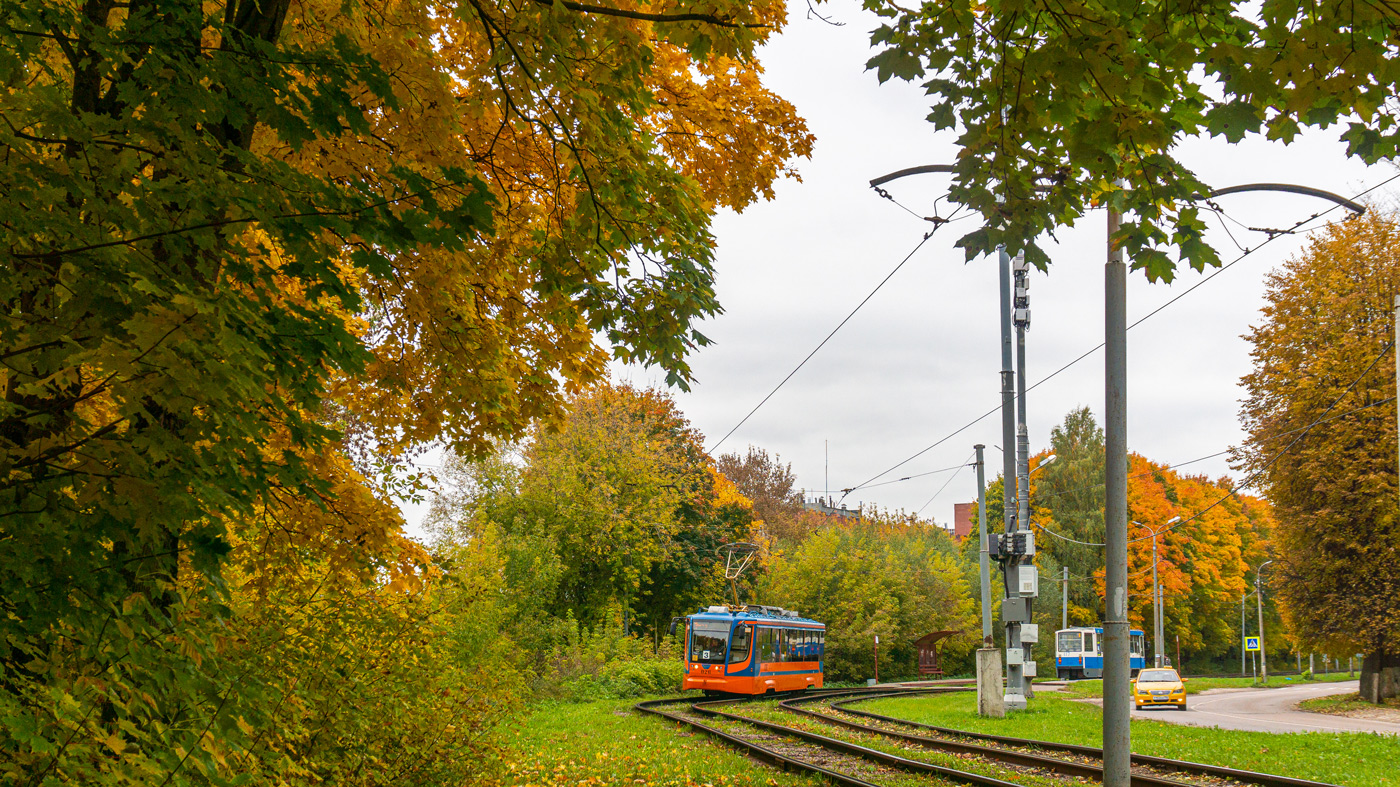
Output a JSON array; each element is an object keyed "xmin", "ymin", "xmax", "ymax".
[
  {"xmin": 758, "ymin": 627, "xmax": 777, "ymax": 662},
  {"xmin": 730, "ymin": 626, "xmax": 752, "ymax": 664},
  {"xmin": 1130, "ymin": 635, "xmax": 1144, "ymax": 656},
  {"xmin": 780, "ymin": 628, "xmax": 792, "ymax": 661},
  {"xmin": 1083, "ymin": 632, "xmax": 1095, "ymax": 653},
  {"xmin": 817, "ymin": 631, "xmax": 825, "ymax": 658}
]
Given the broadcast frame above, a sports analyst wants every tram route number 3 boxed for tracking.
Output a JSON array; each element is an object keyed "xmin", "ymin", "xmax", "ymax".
[
  {"xmin": 1245, "ymin": 637, "xmax": 1260, "ymax": 652},
  {"xmin": 703, "ymin": 651, "xmax": 710, "ymax": 659}
]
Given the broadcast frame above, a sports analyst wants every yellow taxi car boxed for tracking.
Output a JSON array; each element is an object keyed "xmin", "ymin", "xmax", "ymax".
[{"xmin": 1132, "ymin": 668, "xmax": 1187, "ymax": 710}]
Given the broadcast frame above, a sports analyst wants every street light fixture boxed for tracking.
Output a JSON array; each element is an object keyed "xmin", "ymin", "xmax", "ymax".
[
  {"xmin": 1256, "ymin": 560, "xmax": 1274, "ymax": 682},
  {"xmin": 1132, "ymin": 516, "xmax": 1180, "ymax": 668}
]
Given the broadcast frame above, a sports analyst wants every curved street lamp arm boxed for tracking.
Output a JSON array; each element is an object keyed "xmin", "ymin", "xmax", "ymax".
[
  {"xmin": 868, "ymin": 170, "xmax": 1369, "ymax": 218},
  {"xmin": 1207, "ymin": 183, "xmax": 1367, "ymax": 216},
  {"xmin": 870, "ymin": 164, "xmax": 955, "ymax": 188}
]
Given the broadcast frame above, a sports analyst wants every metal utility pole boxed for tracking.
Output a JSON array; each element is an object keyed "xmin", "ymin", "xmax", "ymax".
[
  {"xmin": 1241, "ymin": 594, "xmax": 1247, "ymax": 676},
  {"xmin": 1103, "ymin": 195, "xmax": 1131, "ymax": 787},
  {"xmin": 976, "ymin": 445, "xmax": 992, "ymax": 643},
  {"xmin": 1256, "ymin": 560, "xmax": 1273, "ymax": 682},
  {"xmin": 1142, "ymin": 515, "xmax": 1179, "ymax": 667},
  {"xmin": 998, "ymin": 245, "xmax": 1028, "ymax": 710},
  {"xmin": 1151, "ymin": 530, "xmax": 1160, "ymax": 666},
  {"xmin": 975, "ymin": 443, "xmax": 1005, "ymax": 718},
  {"xmin": 873, "ymin": 634, "xmax": 880, "ymax": 684},
  {"xmin": 1062, "ymin": 566, "xmax": 1069, "ymax": 630},
  {"xmin": 1013, "ymin": 251, "xmax": 1039, "ymax": 698}
]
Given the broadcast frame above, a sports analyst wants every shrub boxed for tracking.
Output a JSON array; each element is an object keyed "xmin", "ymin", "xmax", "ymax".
[{"xmin": 535, "ymin": 616, "xmax": 685, "ymax": 701}]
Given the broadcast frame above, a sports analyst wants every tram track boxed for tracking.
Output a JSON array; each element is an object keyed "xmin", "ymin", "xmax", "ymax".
[
  {"xmin": 635, "ymin": 687, "xmax": 1343, "ymax": 787},
  {"xmin": 819, "ymin": 692, "xmax": 1338, "ymax": 787}
]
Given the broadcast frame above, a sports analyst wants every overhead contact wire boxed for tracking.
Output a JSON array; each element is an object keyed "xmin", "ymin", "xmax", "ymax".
[
  {"xmin": 841, "ymin": 173, "xmax": 1400, "ymax": 497},
  {"xmin": 707, "ymin": 226, "xmax": 942, "ymax": 454},
  {"xmin": 1033, "ymin": 339, "xmax": 1396, "ymax": 548}
]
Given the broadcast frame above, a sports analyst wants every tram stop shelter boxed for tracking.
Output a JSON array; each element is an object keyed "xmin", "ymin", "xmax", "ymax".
[{"xmin": 914, "ymin": 630, "xmax": 962, "ymax": 676}]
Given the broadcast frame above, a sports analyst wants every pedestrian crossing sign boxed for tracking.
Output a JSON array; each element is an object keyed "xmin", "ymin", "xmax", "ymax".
[{"xmin": 1245, "ymin": 636, "xmax": 1261, "ymax": 652}]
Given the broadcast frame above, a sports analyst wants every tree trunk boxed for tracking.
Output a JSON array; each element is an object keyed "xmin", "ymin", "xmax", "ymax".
[{"xmin": 1359, "ymin": 649, "xmax": 1400, "ymax": 703}]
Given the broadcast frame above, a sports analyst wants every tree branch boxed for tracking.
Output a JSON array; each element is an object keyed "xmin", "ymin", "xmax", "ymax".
[{"xmin": 530, "ymin": 0, "xmax": 768, "ymax": 28}]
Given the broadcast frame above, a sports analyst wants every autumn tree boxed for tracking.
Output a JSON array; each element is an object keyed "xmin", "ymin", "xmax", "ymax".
[
  {"xmin": 860, "ymin": 0, "xmax": 1399, "ymax": 278},
  {"xmin": 717, "ymin": 445, "xmax": 819, "ymax": 543},
  {"xmin": 1240, "ymin": 210, "xmax": 1400, "ymax": 702},
  {"xmin": 1, "ymin": 0, "xmax": 810, "ymax": 782},
  {"xmin": 426, "ymin": 382, "xmax": 760, "ymax": 641},
  {"xmin": 1020, "ymin": 409, "xmax": 1274, "ymax": 669},
  {"xmin": 761, "ymin": 519, "xmax": 976, "ymax": 681}
]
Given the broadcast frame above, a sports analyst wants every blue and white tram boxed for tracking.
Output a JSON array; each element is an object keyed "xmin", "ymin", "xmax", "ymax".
[{"xmin": 1055, "ymin": 626, "xmax": 1145, "ymax": 679}]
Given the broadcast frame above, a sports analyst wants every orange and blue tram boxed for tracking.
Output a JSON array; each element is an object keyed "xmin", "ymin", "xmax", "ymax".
[{"xmin": 674, "ymin": 605, "xmax": 826, "ymax": 695}]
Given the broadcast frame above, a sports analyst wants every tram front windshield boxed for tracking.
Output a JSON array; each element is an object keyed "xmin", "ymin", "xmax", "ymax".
[
  {"xmin": 690, "ymin": 620, "xmax": 730, "ymax": 664},
  {"xmin": 1057, "ymin": 631, "xmax": 1083, "ymax": 653}
]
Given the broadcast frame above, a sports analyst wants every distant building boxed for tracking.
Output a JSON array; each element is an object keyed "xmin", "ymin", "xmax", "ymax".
[
  {"xmin": 953, "ymin": 502, "xmax": 975, "ymax": 541},
  {"xmin": 800, "ymin": 494, "xmax": 861, "ymax": 520}
]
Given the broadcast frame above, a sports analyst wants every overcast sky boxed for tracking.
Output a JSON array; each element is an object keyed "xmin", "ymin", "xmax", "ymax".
[{"xmin": 403, "ymin": 0, "xmax": 1397, "ymax": 537}]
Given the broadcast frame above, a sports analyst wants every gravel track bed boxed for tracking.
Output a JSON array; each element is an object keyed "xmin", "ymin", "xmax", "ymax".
[
  {"xmin": 669, "ymin": 707, "xmax": 933, "ymax": 786},
  {"xmin": 715, "ymin": 702, "xmax": 1069, "ymax": 787}
]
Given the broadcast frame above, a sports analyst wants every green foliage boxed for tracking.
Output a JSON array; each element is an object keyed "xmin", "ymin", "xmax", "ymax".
[
  {"xmin": 428, "ymin": 383, "xmax": 756, "ymax": 641},
  {"xmin": 427, "ymin": 382, "xmax": 762, "ymax": 699},
  {"xmin": 1, "ymin": 0, "xmax": 810, "ymax": 781},
  {"xmin": 857, "ymin": 0, "xmax": 1396, "ymax": 278},
  {"xmin": 542, "ymin": 625, "xmax": 686, "ymax": 701},
  {"xmin": 760, "ymin": 521, "xmax": 977, "ymax": 681}
]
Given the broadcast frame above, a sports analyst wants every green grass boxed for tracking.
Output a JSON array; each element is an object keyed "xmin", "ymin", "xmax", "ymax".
[
  {"xmin": 728, "ymin": 699, "xmax": 1082, "ymax": 787},
  {"xmin": 1058, "ymin": 671, "xmax": 1356, "ymax": 698},
  {"xmin": 857, "ymin": 689, "xmax": 1393, "ymax": 786},
  {"xmin": 494, "ymin": 696, "xmax": 823, "ymax": 786},
  {"xmin": 1300, "ymin": 692, "xmax": 1400, "ymax": 715}
]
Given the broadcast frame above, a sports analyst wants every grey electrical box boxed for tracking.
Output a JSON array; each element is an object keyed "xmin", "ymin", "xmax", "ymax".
[
  {"xmin": 1006, "ymin": 645, "xmax": 1024, "ymax": 665},
  {"xmin": 1001, "ymin": 597, "xmax": 1030, "ymax": 623},
  {"xmin": 1020, "ymin": 623, "xmax": 1039, "ymax": 643},
  {"xmin": 1018, "ymin": 565, "xmax": 1039, "ymax": 597},
  {"xmin": 1024, "ymin": 659, "xmax": 1038, "ymax": 677}
]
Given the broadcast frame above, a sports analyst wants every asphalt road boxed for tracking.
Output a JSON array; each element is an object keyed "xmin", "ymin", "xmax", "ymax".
[{"xmin": 1130, "ymin": 680, "xmax": 1400, "ymax": 735}]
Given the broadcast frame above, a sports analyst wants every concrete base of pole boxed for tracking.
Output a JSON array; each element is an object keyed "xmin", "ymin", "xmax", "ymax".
[{"xmin": 976, "ymin": 648, "xmax": 1005, "ymax": 718}]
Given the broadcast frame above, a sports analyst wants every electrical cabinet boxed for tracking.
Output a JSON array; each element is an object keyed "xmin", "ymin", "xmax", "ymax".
[{"xmin": 1018, "ymin": 565, "xmax": 1039, "ymax": 597}]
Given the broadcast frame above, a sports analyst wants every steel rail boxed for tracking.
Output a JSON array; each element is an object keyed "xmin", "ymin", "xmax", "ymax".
[
  {"xmin": 634, "ymin": 696, "xmax": 881, "ymax": 787},
  {"xmin": 690, "ymin": 694, "xmax": 1030, "ymax": 787},
  {"xmin": 779, "ymin": 692, "xmax": 1194, "ymax": 787},
  {"xmin": 829, "ymin": 693, "xmax": 1342, "ymax": 787}
]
